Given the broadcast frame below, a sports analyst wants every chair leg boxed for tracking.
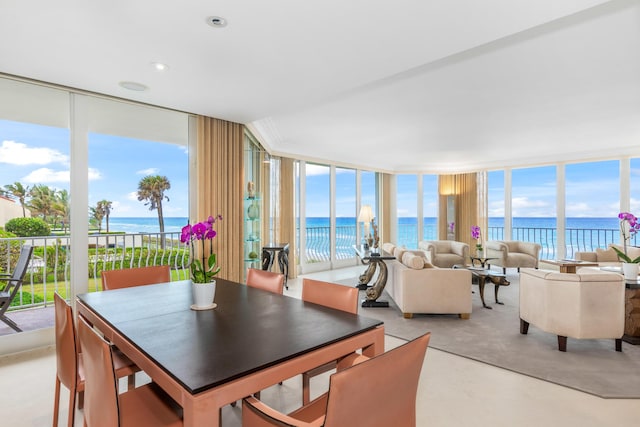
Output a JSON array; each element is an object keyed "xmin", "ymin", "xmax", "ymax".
[
  {"xmin": 127, "ymin": 373, "xmax": 135, "ymax": 390},
  {"xmin": 67, "ymin": 386, "xmax": 77, "ymax": 427},
  {"xmin": 53, "ymin": 377, "xmax": 60, "ymax": 427},
  {"xmin": 1, "ymin": 315, "xmax": 22, "ymax": 332},
  {"xmin": 77, "ymin": 390, "xmax": 84, "ymax": 410},
  {"xmin": 302, "ymin": 373, "xmax": 311, "ymax": 405},
  {"xmin": 557, "ymin": 335, "xmax": 567, "ymax": 352},
  {"xmin": 616, "ymin": 338, "xmax": 622, "ymax": 352}
]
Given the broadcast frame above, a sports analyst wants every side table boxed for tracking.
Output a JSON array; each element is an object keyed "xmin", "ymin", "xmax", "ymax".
[
  {"xmin": 353, "ymin": 246, "xmax": 395, "ymax": 308},
  {"xmin": 623, "ymin": 280, "xmax": 640, "ymax": 345}
]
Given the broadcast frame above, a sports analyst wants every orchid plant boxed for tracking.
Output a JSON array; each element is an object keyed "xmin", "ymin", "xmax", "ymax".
[
  {"xmin": 471, "ymin": 225, "xmax": 483, "ymax": 251},
  {"xmin": 180, "ymin": 215, "xmax": 223, "ymax": 283},
  {"xmin": 612, "ymin": 212, "xmax": 640, "ymax": 263}
]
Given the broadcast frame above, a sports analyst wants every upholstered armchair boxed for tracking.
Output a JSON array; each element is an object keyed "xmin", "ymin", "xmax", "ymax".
[
  {"xmin": 418, "ymin": 240, "xmax": 470, "ymax": 268},
  {"xmin": 485, "ymin": 240, "xmax": 541, "ymax": 273},
  {"xmin": 519, "ymin": 268, "xmax": 624, "ymax": 352}
]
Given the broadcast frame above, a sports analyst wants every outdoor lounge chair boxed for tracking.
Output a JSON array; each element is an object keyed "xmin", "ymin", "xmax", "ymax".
[{"xmin": 0, "ymin": 244, "xmax": 33, "ymax": 333}]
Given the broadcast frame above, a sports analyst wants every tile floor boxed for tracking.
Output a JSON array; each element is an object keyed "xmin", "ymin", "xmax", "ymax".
[{"xmin": 2, "ymin": 265, "xmax": 639, "ymax": 426}]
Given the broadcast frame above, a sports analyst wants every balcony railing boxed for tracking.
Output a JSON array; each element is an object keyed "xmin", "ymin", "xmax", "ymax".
[
  {"xmin": 1, "ymin": 232, "xmax": 189, "ymax": 312},
  {"xmin": 2, "ymin": 225, "xmax": 633, "ymax": 311}
]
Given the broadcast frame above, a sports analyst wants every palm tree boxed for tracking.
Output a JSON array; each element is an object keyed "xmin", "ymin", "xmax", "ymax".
[
  {"xmin": 54, "ymin": 189, "xmax": 70, "ymax": 233},
  {"xmin": 137, "ymin": 175, "xmax": 171, "ymax": 233},
  {"xmin": 29, "ymin": 184, "xmax": 56, "ymax": 222},
  {"xmin": 89, "ymin": 206, "xmax": 104, "ymax": 232},
  {"xmin": 3, "ymin": 182, "xmax": 30, "ymax": 217},
  {"xmin": 97, "ymin": 200, "xmax": 113, "ymax": 233}
]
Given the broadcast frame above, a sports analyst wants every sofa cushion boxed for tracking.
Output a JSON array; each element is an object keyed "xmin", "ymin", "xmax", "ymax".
[
  {"xmin": 596, "ymin": 247, "xmax": 619, "ymax": 262},
  {"xmin": 382, "ymin": 242, "xmax": 396, "ymax": 255},
  {"xmin": 401, "ymin": 252, "xmax": 424, "ymax": 269},
  {"xmin": 394, "ymin": 247, "xmax": 407, "ymax": 261}
]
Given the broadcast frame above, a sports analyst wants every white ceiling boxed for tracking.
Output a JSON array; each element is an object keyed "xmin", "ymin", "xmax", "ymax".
[{"xmin": 1, "ymin": 0, "xmax": 638, "ymax": 173}]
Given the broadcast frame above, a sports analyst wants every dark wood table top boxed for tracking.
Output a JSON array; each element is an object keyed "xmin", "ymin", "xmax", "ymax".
[
  {"xmin": 77, "ymin": 279, "xmax": 382, "ymax": 395},
  {"xmin": 353, "ymin": 245, "xmax": 395, "ymax": 260}
]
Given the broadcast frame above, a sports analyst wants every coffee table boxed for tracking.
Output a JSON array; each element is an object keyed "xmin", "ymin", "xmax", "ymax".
[
  {"xmin": 540, "ymin": 259, "xmax": 599, "ymax": 273},
  {"xmin": 453, "ymin": 264, "xmax": 510, "ymax": 309}
]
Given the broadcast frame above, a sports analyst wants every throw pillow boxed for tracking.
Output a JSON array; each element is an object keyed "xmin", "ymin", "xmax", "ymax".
[
  {"xmin": 401, "ymin": 252, "xmax": 424, "ymax": 269},
  {"xmin": 596, "ymin": 247, "xmax": 619, "ymax": 262},
  {"xmin": 394, "ymin": 247, "xmax": 407, "ymax": 261}
]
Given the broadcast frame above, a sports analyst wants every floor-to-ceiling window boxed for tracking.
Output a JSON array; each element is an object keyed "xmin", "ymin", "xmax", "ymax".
[
  {"xmin": 511, "ymin": 166, "xmax": 557, "ymax": 258},
  {"xmin": 396, "ymin": 174, "xmax": 418, "ymax": 248},
  {"xmin": 0, "ymin": 77, "xmax": 189, "ymax": 349},
  {"xmin": 488, "ymin": 170, "xmax": 506, "ymax": 241},
  {"xmin": 0, "ymin": 78, "xmax": 69, "ymax": 341},
  {"xmin": 565, "ymin": 160, "xmax": 620, "ymax": 256},
  {"xmin": 422, "ymin": 175, "xmax": 438, "ymax": 241},
  {"xmin": 335, "ymin": 167, "xmax": 356, "ymax": 261},
  {"xmin": 304, "ymin": 163, "xmax": 331, "ymax": 269}
]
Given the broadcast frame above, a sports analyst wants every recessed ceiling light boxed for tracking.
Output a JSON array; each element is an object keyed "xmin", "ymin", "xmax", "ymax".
[
  {"xmin": 119, "ymin": 81, "xmax": 148, "ymax": 92},
  {"xmin": 151, "ymin": 62, "xmax": 169, "ymax": 72},
  {"xmin": 206, "ymin": 16, "xmax": 228, "ymax": 28}
]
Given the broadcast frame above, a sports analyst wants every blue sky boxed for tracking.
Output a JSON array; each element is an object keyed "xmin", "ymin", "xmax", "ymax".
[{"xmin": 1, "ymin": 119, "xmax": 188, "ymax": 218}]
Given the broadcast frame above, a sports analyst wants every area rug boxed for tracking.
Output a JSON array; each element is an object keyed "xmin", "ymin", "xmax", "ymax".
[{"xmin": 337, "ymin": 274, "xmax": 640, "ymax": 399}]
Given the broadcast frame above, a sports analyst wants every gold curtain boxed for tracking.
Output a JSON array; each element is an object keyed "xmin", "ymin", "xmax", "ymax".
[
  {"xmin": 279, "ymin": 157, "xmax": 297, "ymax": 278},
  {"xmin": 378, "ymin": 173, "xmax": 392, "ymax": 245},
  {"xmin": 196, "ymin": 116, "xmax": 244, "ymax": 282},
  {"xmin": 438, "ymin": 173, "xmax": 478, "ymax": 248}
]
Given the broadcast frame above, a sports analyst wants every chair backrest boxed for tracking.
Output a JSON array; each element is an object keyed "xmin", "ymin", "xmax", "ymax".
[
  {"xmin": 1, "ymin": 244, "xmax": 33, "ymax": 294},
  {"xmin": 246, "ymin": 268, "xmax": 285, "ymax": 294},
  {"xmin": 77, "ymin": 315, "xmax": 121, "ymax": 427},
  {"xmin": 0, "ymin": 245, "xmax": 33, "ymax": 318},
  {"xmin": 101, "ymin": 265, "xmax": 171, "ymax": 290},
  {"xmin": 54, "ymin": 292, "xmax": 80, "ymax": 391},
  {"xmin": 324, "ymin": 332, "xmax": 430, "ymax": 427},
  {"xmin": 302, "ymin": 278, "xmax": 359, "ymax": 314}
]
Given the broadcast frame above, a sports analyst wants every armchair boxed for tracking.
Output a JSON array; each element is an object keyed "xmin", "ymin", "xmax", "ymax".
[
  {"xmin": 519, "ymin": 268, "xmax": 624, "ymax": 351},
  {"xmin": 485, "ymin": 240, "xmax": 541, "ymax": 273},
  {"xmin": 418, "ymin": 240, "xmax": 469, "ymax": 268}
]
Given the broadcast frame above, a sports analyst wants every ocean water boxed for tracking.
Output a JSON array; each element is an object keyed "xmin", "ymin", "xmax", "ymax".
[
  {"xmin": 108, "ymin": 216, "xmax": 621, "ymax": 234},
  {"xmin": 107, "ymin": 217, "xmax": 189, "ymax": 234}
]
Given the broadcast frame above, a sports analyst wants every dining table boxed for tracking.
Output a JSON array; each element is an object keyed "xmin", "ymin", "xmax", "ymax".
[{"xmin": 76, "ymin": 279, "xmax": 384, "ymax": 427}]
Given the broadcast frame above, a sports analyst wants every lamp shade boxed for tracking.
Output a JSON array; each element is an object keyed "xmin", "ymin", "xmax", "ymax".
[{"xmin": 358, "ymin": 205, "xmax": 374, "ymax": 223}]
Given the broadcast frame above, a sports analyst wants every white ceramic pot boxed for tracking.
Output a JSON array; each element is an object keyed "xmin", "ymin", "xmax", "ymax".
[
  {"xmin": 622, "ymin": 263, "xmax": 639, "ymax": 281},
  {"xmin": 192, "ymin": 280, "xmax": 216, "ymax": 308}
]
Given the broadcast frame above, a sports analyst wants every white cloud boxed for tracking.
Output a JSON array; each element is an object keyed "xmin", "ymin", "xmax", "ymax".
[
  {"xmin": 137, "ymin": 168, "xmax": 159, "ymax": 175},
  {"xmin": 23, "ymin": 168, "xmax": 69, "ymax": 183},
  {"xmin": 305, "ymin": 164, "xmax": 330, "ymax": 176},
  {"xmin": 88, "ymin": 168, "xmax": 102, "ymax": 180},
  {"xmin": 23, "ymin": 167, "xmax": 102, "ymax": 183},
  {"xmin": 127, "ymin": 191, "xmax": 139, "ymax": 201},
  {"xmin": 0, "ymin": 140, "xmax": 68, "ymax": 165}
]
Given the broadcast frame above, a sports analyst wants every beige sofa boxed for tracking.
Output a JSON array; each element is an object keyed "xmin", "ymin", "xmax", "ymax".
[
  {"xmin": 485, "ymin": 240, "xmax": 541, "ymax": 273},
  {"xmin": 418, "ymin": 240, "xmax": 470, "ymax": 268},
  {"xmin": 575, "ymin": 244, "xmax": 640, "ymax": 267},
  {"xmin": 519, "ymin": 268, "xmax": 624, "ymax": 352},
  {"xmin": 381, "ymin": 243, "xmax": 472, "ymax": 319}
]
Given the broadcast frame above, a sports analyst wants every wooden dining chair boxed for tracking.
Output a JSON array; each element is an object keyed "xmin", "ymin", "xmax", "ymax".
[
  {"xmin": 246, "ymin": 268, "xmax": 285, "ymax": 294},
  {"xmin": 101, "ymin": 265, "xmax": 171, "ymax": 290},
  {"xmin": 77, "ymin": 315, "xmax": 183, "ymax": 427},
  {"xmin": 52, "ymin": 293, "xmax": 138, "ymax": 427},
  {"xmin": 243, "ymin": 332, "xmax": 431, "ymax": 427},
  {"xmin": 301, "ymin": 278, "xmax": 359, "ymax": 404},
  {"xmin": 232, "ymin": 268, "xmax": 285, "ymax": 406}
]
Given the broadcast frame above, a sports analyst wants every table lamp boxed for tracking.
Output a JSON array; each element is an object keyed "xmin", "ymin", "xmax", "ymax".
[{"xmin": 358, "ymin": 205, "xmax": 374, "ymax": 248}]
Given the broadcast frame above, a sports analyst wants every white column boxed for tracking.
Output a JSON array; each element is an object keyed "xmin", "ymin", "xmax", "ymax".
[{"xmin": 70, "ymin": 94, "xmax": 89, "ymax": 300}]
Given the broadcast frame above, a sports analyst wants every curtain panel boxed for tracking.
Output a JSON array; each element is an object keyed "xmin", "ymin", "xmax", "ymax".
[
  {"xmin": 438, "ymin": 173, "xmax": 479, "ymax": 249},
  {"xmin": 196, "ymin": 116, "xmax": 244, "ymax": 282}
]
